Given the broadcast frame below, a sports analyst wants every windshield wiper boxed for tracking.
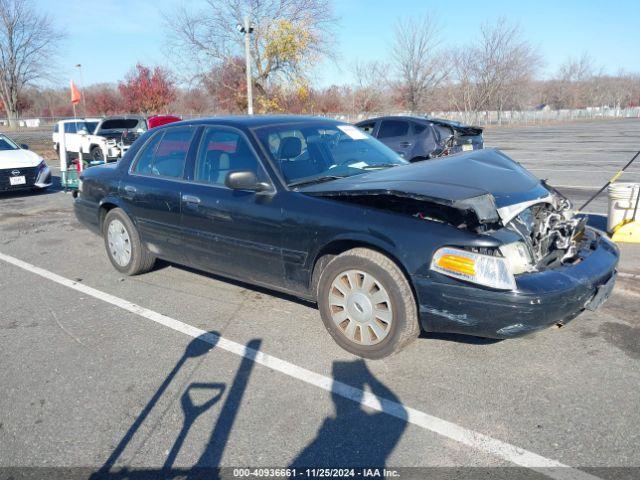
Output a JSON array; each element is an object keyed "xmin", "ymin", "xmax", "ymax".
[
  {"xmin": 288, "ymin": 175, "xmax": 347, "ymax": 188},
  {"xmin": 360, "ymin": 163, "xmax": 401, "ymax": 170}
]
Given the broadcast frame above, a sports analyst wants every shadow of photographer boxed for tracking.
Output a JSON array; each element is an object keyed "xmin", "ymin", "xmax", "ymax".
[
  {"xmin": 290, "ymin": 359, "xmax": 408, "ymax": 470},
  {"xmin": 92, "ymin": 331, "xmax": 261, "ymax": 479}
]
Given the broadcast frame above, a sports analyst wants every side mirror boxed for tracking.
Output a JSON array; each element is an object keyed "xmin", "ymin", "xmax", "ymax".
[
  {"xmin": 20, "ymin": 144, "xmax": 29, "ymax": 150},
  {"xmin": 225, "ymin": 171, "xmax": 270, "ymax": 192},
  {"xmin": 78, "ymin": 129, "xmax": 88, "ymax": 136}
]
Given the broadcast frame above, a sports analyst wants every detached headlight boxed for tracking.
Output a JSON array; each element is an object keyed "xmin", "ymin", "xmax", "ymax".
[
  {"xmin": 499, "ymin": 242, "xmax": 534, "ymax": 274},
  {"xmin": 430, "ymin": 247, "xmax": 516, "ymax": 290}
]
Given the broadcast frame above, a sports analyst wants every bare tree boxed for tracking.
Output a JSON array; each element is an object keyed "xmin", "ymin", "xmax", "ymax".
[
  {"xmin": 391, "ymin": 14, "xmax": 446, "ymax": 112},
  {"xmin": 166, "ymin": 0, "xmax": 336, "ymax": 97},
  {"xmin": 553, "ymin": 53, "xmax": 595, "ymax": 110},
  {"xmin": 452, "ymin": 19, "xmax": 541, "ymax": 122},
  {"xmin": 0, "ymin": 0, "xmax": 62, "ymax": 126},
  {"xmin": 351, "ymin": 60, "xmax": 389, "ymax": 113}
]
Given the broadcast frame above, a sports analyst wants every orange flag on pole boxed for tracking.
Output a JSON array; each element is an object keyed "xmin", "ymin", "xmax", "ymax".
[{"xmin": 70, "ymin": 80, "xmax": 81, "ymax": 105}]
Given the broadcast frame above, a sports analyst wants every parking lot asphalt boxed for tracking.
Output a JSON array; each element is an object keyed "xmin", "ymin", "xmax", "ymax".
[
  {"xmin": 484, "ymin": 119, "xmax": 640, "ymax": 215},
  {"xmin": 1, "ymin": 120, "xmax": 640, "ymax": 478}
]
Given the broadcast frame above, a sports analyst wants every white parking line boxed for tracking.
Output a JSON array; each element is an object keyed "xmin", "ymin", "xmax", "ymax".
[
  {"xmin": 0, "ymin": 251, "xmax": 600, "ymax": 480},
  {"xmin": 551, "ymin": 185, "xmax": 600, "ymax": 190},
  {"xmin": 528, "ymin": 168, "xmax": 640, "ymax": 175}
]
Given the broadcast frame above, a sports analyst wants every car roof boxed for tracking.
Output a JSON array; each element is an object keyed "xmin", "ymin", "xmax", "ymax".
[
  {"xmin": 58, "ymin": 118, "xmax": 99, "ymax": 123},
  {"xmin": 355, "ymin": 115, "xmax": 430, "ymax": 125},
  {"xmin": 152, "ymin": 115, "xmax": 343, "ymax": 130}
]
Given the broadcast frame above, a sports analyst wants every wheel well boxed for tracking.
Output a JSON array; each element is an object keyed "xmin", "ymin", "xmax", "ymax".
[
  {"xmin": 310, "ymin": 240, "xmax": 414, "ymax": 301},
  {"xmin": 99, "ymin": 202, "xmax": 118, "ymax": 230}
]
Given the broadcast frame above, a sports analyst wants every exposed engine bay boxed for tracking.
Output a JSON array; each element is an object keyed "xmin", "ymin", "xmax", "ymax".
[
  {"xmin": 328, "ymin": 188, "xmax": 587, "ymax": 274},
  {"xmin": 502, "ymin": 195, "xmax": 587, "ymax": 272}
]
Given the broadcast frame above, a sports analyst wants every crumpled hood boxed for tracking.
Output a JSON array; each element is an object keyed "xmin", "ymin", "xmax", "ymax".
[
  {"xmin": 0, "ymin": 149, "xmax": 42, "ymax": 168},
  {"xmin": 298, "ymin": 148, "xmax": 551, "ymax": 224},
  {"xmin": 298, "ymin": 149, "xmax": 550, "ymax": 223}
]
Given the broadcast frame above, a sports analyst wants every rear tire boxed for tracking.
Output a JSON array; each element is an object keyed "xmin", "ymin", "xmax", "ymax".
[
  {"xmin": 103, "ymin": 208, "xmax": 155, "ymax": 276},
  {"xmin": 317, "ymin": 248, "xmax": 420, "ymax": 359}
]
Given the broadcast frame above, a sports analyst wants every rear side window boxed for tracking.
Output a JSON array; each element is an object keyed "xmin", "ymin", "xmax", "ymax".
[
  {"xmin": 64, "ymin": 123, "xmax": 77, "ymax": 134},
  {"xmin": 133, "ymin": 127, "xmax": 195, "ymax": 178},
  {"xmin": 378, "ymin": 120, "xmax": 409, "ymax": 138}
]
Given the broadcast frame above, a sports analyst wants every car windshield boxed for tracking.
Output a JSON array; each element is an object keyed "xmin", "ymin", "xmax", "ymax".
[
  {"xmin": 0, "ymin": 134, "xmax": 19, "ymax": 151},
  {"xmin": 85, "ymin": 121, "xmax": 99, "ymax": 134},
  {"xmin": 254, "ymin": 121, "xmax": 407, "ymax": 186}
]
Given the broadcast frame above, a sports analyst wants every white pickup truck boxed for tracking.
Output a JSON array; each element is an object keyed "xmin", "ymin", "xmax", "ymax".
[
  {"xmin": 53, "ymin": 115, "xmax": 148, "ymax": 163},
  {"xmin": 52, "ymin": 118, "xmax": 101, "ymax": 156}
]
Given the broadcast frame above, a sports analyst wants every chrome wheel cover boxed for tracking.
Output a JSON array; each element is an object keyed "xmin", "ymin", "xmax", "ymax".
[
  {"xmin": 328, "ymin": 270, "xmax": 393, "ymax": 346},
  {"xmin": 107, "ymin": 219, "xmax": 132, "ymax": 267}
]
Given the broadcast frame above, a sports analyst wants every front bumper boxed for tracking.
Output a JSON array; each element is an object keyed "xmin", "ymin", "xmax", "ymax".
[
  {"xmin": 414, "ymin": 228, "xmax": 619, "ymax": 338},
  {"xmin": 0, "ymin": 166, "xmax": 51, "ymax": 191},
  {"xmin": 34, "ymin": 166, "xmax": 52, "ymax": 188}
]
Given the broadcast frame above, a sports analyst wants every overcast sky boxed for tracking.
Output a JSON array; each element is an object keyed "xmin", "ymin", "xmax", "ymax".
[{"xmin": 38, "ymin": 0, "xmax": 640, "ymax": 88}]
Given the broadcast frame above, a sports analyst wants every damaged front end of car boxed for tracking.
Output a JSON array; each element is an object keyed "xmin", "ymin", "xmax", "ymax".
[
  {"xmin": 299, "ymin": 147, "xmax": 619, "ymax": 338},
  {"xmin": 299, "ymin": 148, "xmax": 615, "ymax": 286},
  {"xmin": 497, "ymin": 187, "xmax": 588, "ymax": 274}
]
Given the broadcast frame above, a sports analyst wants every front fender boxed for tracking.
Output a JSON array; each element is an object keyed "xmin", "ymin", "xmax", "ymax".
[{"xmin": 308, "ymin": 231, "xmax": 401, "ymax": 270}]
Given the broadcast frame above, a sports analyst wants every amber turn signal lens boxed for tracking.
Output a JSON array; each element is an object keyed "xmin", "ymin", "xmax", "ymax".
[{"xmin": 435, "ymin": 253, "xmax": 476, "ymax": 276}]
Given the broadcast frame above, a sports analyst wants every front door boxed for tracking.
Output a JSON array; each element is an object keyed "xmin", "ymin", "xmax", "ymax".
[
  {"xmin": 120, "ymin": 125, "xmax": 198, "ymax": 264},
  {"xmin": 64, "ymin": 121, "xmax": 81, "ymax": 153},
  {"xmin": 180, "ymin": 126, "xmax": 284, "ymax": 287}
]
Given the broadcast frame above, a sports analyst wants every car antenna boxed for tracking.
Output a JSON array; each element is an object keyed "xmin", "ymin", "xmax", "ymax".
[{"xmin": 578, "ymin": 149, "xmax": 640, "ymax": 212}]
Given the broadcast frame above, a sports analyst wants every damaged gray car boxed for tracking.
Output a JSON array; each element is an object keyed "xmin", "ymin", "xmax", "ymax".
[{"xmin": 74, "ymin": 116, "xmax": 619, "ymax": 358}]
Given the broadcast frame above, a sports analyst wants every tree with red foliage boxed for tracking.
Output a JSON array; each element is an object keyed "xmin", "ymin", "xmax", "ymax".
[
  {"xmin": 86, "ymin": 84, "xmax": 121, "ymax": 116},
  {"xmin": 118, "ymin": 64, "xmax": 176, "ymax": 114},
  {"xmin": 202, "ymin": 57, "xmax": 247, "ymax": 113}
]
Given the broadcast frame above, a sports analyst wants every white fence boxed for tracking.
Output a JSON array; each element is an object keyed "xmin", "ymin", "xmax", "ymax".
[
  {"xmin": 2, "ymin": 107, "xmax": 640, "ymax": 130},
  {"xmin": 332, "ymin": 107, "xmax": 640, "ymax": 126}
]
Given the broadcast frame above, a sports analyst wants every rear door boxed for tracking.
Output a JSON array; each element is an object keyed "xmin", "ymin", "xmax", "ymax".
[
  {"xmin": 63, "ymin": 122, "xmax": 80, "ymax": 152},
  {"xmin": 120, "ymin": 125, "xmax": 198, "ymax": 263},
  {"xmin": 375, "ymin": 119, "xmax": 413, "ymax": 158},
  {"xmin": 179, "ymin": 125, "xmax": 285, "ymax": 286}
]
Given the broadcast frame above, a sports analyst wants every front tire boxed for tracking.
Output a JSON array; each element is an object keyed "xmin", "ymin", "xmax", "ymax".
[
  {"xmin": 103, "ymin": 208, "xmax": 155, "ymax": 275},
  {"xmin": 90, "ymin": 146, "xmax": 104, "ymax": 162},
  {"xmin": 317, "ymin": 248, "xmax": 420, "ymax": 359}
]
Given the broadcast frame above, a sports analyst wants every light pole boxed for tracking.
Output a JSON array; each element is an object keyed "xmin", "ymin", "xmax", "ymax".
[
  {"xmin": 75, "ymin": 63, "xmax": 87, "ymax": 116},
  {"xmin": 237, "ymin": 17, "xmax": 254, "ymax": 115}
]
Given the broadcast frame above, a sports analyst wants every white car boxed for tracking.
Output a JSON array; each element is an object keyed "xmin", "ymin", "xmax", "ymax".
[
  {"xmin": 0, "ymin": 133, "xmax": 51, "ymax": 192},
  {"xmin": 52, "ymin": 118, "xmax": 101, "ymax": 156}
]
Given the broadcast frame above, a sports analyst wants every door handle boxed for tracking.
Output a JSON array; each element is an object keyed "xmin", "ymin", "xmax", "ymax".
[
  {"xmin": 124, "ymin": 185, "xmax": 137, "ymax": 194},
  {"xmin": 399, "ymin": 141, "xmax": 412, "ymax": 147},
  {"xmin": 182, "ymin": 194, "xmax": 201, "ymax": 204}
]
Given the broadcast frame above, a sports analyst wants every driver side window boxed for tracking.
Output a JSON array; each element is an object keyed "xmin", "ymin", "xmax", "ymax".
[{"xmin": 194, "ymin": 127, "xmax": 264, "ymax": 186}]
